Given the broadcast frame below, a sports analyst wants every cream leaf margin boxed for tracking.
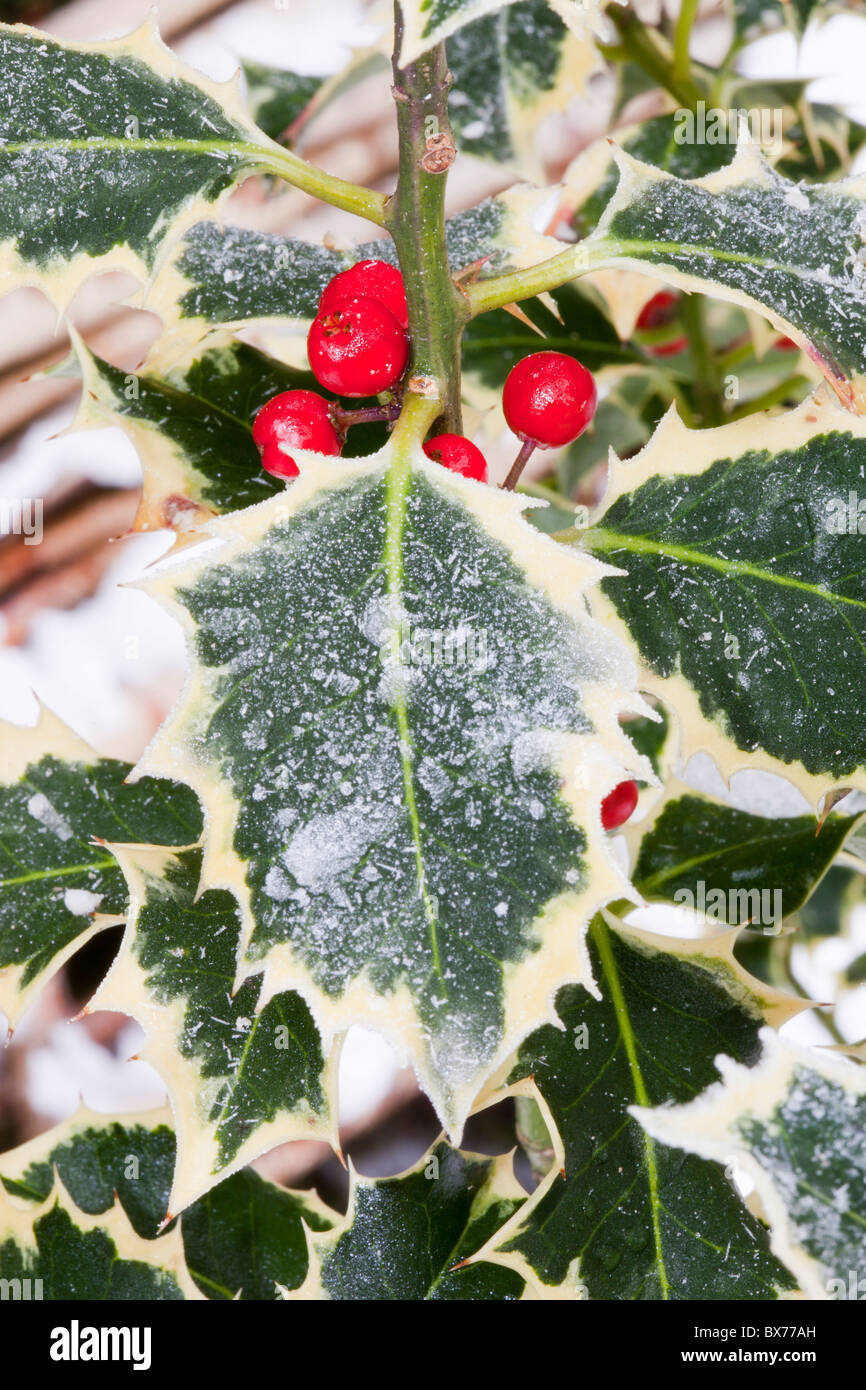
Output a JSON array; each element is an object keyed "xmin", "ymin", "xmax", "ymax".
[
  {"xmin": 583, "ymin": 390, "xmax": 866, "ymax": 808},
  {"xmin": 632, "ymin": 1027, "xmax": 866, "ymax": 1300},
  {"xmin": 130, "ymin": 439, "xmax": 653, "ymax": 1132}
]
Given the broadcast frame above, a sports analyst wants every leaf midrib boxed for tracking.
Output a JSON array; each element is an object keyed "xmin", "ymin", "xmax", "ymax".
[
  {"xmin": 1, "ymin": 136, "xmax": 259, "ymax": 160},
  {"xmin": 587, "ymin": 526, "xmax": 866, "ymax": 610},
  {"xmin": 383, "ymin": 446, "xmax": 445, "ymax": 988},
  {"xmin": 589, "ymin": 917, "xmax": 671, "ymax": 1299}
]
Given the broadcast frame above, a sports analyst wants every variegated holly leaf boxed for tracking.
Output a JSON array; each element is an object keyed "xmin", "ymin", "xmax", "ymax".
[
  {"xmin": 581, "ymin": 393, "xmax": 866, "ymax": 804},
  {"xmin": 287, "ymin": 1141, "xmax": 531, "ymax": 1300},
  {"xmin": 446, "ymin": 0, "xmax": 598, "ymax": 177},
  {"xmin": 149, "ymin": 188, "xmax": 562, "ymax": 339},
  {"xmin": 583, "ymin": 139, "xmax": 866, "ymax": 406},
  {"xmin": 0, "ymin": 709, "xmax": 201, "ymax": 1030},
  {"xmin": 133, "ymin": 414, "xmax": 648, "ymax": 1130},
  {"xmin": 0, "ymin": 1108, "xmax": 335, "ymax": 1299},
  {"xmin": 473, "ymin": 914, "xmax": 800, "ymax": 1299},
  {"xmin": 241, "ymin": 61, "xmax": 326, "ymax": 143},
  {"xmin": 565, "ymin": 114, "xmax": 754, "ymax": 242},
  {"xmin": 0, "ymin": 20, "xmax": 301, "ymax": 312},
  {"xmin": 88, "ymin": 846, "xmax": 332, "ymax": 1212},
  {"xmin": 634, "ymin": 1029, "xmax": 866, "ymax": 1299},
  {"xmin": 396, "ymin": 0, "xmax": 611, "ymax": 65},
  {"xmin": 0, "ymin": 1175, "xmax": 200, "ymax": 1300},
  {"xmin": 631, "ymin": 788, "xmax": 863, "ymax": 925},
  {"xmin": 74, "ymin": 335, "xmax": 316, "ymax": 537}
]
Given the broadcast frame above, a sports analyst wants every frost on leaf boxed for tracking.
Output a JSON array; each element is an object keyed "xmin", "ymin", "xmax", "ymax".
[
  {"xmin": 473, "ymin": 915, "xmax": 801, "ymax": 1300},
  {"xmin": 0, "ymin": 708, "xmax": 201, "ymax": 1029},
  {"xmin": 90, "ymin": 846, "xmax": 332, "ymax": 1213},
  {"xmin": 0, "ymin": 1108, "xmax": 335, "ymax": 1299},
  {"xmin": 135, "ymin": 436, "xmax": 647, "ymax": 1130},
  {"xmin": 633, "ymin": 1030, "xmax": 866, "ymax": 1299},
  {"xmin": 0, "ymin": 21, "xmax": 278, "ymax": 312},
  {"xmin": 583, "ymin": 393, "xmax": 866, "ymax": 804},
  {"xmin": 286, "ymin": 1141, "xmax": 531, "ymax": 1300},
  {"xmin": 585, "ymin": 137, "xmax": 866, "ymax": 406},
  {"xmin": 148, "ymin": 189, "xmax": 562, "ymax": 339}
]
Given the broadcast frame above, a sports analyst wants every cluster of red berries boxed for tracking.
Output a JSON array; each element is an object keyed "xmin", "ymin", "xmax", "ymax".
[
  {"xmin": 252, "ymin": 258, "xmax": 599, "ymax": 485},
  {"xmin": 251, "ymin": 259, "xmax": 639, "ymax": 828}
]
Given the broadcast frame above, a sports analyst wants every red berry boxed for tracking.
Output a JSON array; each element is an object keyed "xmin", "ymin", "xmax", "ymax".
[
  {"xmin": 307, "ymin": 296, "xmax": 409, "ymax": 397},
  {"xmin": 502, "ymin": 352, "xmax": 597, "ymax": 449},
  {"xmin": 774, "ymin": 336, "xmax": 799, "ymax": 352},
  {"xmin": 648, "ymin": 336, "xmax": 688, "ymax": 358},
  {"xmin": 259, "ymin": 442, "xmax": 299, "ymax": 478},
  {"xmin": 423, "ymin": 433, "xmax": 487, "ymax": 482},
  {"xmin": 320, "ymin": 259, "xmax": 408, "ymax": 330},
  {"xmin": 601, "ymin": 779, "xmax": 639, "ymax": 831},
  {"xmin": 252, "ymin": 389, "xmax": 342, "ymax": 478},
  {"xmin": 636, "ymin": 290, "xmax": 678, "ymax": 330}
]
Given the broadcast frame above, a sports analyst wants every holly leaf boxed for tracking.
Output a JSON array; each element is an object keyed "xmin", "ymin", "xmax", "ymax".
[
  {"xmin": 89, "ymin": 846, "xmax": 332, "ymax": 1212},
  {"xmin": 566, "ymin": 114, "xmax": 753, "ymax": 241},
  {"xmin": 0, "ymin": 709, "xmax": 201, "ymax": 1029},
  {"xmin": 133, "ymin": 420, "xmax": 648, "ymax": 1130},
  {"xmin": 74, "ymin": 335, "xmax": 311, "ymax": 538},
  {"xmin": 0, "ymin": 20, "xmax": 291, "ymax": 311},
  {"xmin": 396, "ymin": 0, "xmax": 612, "ymax": 66},
  {"xmin": 446, "ymin": 0, "xmax": 598, "ymax": 177},
  {"xmin": 0, "ymin": 1174, "xmax": 199, "ymax": 1300},
  {"xmin": 630, "ymin": 788, "xmax": 862, "ymax": 925},
  {"xmin": 149, "ymin": 188, "xmax": 562, "ymax": 339},
  {"xmin": 474, "ymin": 914, "xmax": 800, "ymax": 1299},
  {"xmin": 634, "ymin": 1029, "xmax": 866, "ymax": 1298},
  {"xmin": 0, "ymin": 1109, "xmax": 335, "ymax": 1299},
  {"xmin": 287, "ymin": 1141, "xmax": 530, "ymax": 1299},
  {"xmin": 582, "ymin": 394, "xmax": 866, "ymax": 803},
  {"xmin": 584, "ymin": 139, "xmax": 866, "ymax": 406}
]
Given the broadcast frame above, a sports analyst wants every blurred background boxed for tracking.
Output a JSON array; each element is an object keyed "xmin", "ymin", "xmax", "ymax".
[{"xmin": 1, "ymin": 0, "xmax": 865, "ymax": 1208}]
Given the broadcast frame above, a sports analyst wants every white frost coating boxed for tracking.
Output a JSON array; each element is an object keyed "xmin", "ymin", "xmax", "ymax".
[
  {"xmin": 26, "ymin": 792, "xmax": 73, "ymax": 841},
  {"xmin": 510, "ymin": 728, "xmax": 570, "ymax": 778},
  {"xmin": 63, "ymin": 888, "xmax": 104, "ymax": 916},
  {"xmin": 282, "ymin": 802, "xmax": 400, "ymax": 893}
]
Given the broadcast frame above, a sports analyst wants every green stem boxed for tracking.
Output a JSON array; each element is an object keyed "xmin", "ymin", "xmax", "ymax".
[
  {"xmin": 679, "ymin": 293, "xmax": 723, "ymax": 425},
  {"xmin": 467, "ymin": 241, "xmax": 603, "ymax": 318},
  {"xmin": 604, "ymin": 3, "xmax": 704, "ymax": 111},
  {"xmin": 672, "ymin": 0, "xmax": 700, "ymax": 90},
  {"xmin": 384, "ymin": 4, "xmax": 467, "ymax": 432},
  {"xmin": 255, "ymin": 142, "xmax": 386, "ymax": 225}
]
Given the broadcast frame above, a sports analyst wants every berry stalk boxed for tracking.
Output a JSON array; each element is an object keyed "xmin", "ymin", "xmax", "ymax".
[
  {"xmin": 385, "ymin": 3, "xmax": 468, "ymax": 433},
  {"xmin": 501, "ymin": 439, "xmax": 536, "ymax": 492}
]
